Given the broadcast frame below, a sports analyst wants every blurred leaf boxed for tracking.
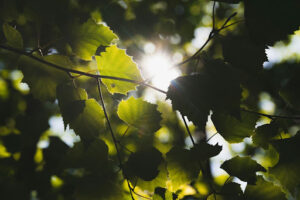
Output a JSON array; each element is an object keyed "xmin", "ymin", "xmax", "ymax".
[
  {"xmin": 153, "ymin": 187, "xmax": 178, "ymax": 200},
  {"xmin": 212, "ymin": 111, "xmax": 258, "ymax": 143},
  {"xmin": 19, "ymin": 55, "xmax": 71, "ymax": 101},
  {"xmin": 221, "ymin": 156, "xmax": 266, "ymax": 184},
  {"xmin": 269, "ymin": 132, "xmax": 300, "ymax": 194},
  {"xmin": 117, "ymin": 97, "xmax": 162, "ymax": 134},
  {"xmin": 2, "ymin": 23, "xmax": 23, "ymax": 48},
  {"xmin": 244, "ymin": 176, "xmax": 287, "ymax": 200},
  {"xmin": 71, "ymin": 19, "xmax": 118, "ymax": 60},
  {"xmin": 213, "ymin": 0, "xmax": 241, "ymax": 3},
  {"xmin": 96, "ymin": 45, "xmax": 142, "ymax": 94}
]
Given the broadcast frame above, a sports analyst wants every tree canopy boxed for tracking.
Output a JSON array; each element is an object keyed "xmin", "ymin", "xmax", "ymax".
[{"xmin": 0, "ymin": 0, "xmax": 300, "ymax": 199}]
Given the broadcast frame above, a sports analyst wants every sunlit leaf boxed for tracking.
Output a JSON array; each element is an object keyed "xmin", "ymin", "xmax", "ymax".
[
  {"xmin": 221, "ymin": 156, "xmax": 266, "ymax": 184},
  {"xmin": 71, "ymin": 19, "xmax": 118, "ymax": 60},
  {"xmin": 3, "ymin": 23, "xmax": 23, "ymax": 48},
  {"xmin": 96, "ymin": 45, "xmax": 142, "ymax": 94},
  {"xmin": 244, "ymin": 176, "xmax": 287, "ymax": 200},
  {"xmin": 212, "ymin": 111, "xmax": 258, "ymax": 143},
  {"xmin": 117, "ymin": 97, "xmax": 162, "ymax": 134}
]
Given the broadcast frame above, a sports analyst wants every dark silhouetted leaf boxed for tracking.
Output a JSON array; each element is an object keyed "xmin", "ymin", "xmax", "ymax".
[
  {"xmin": 221, "ymin": 156, "xmax": 266, "ymax": 184},
  {"xmin": 191, "ymin": 141, "xmax": 222, "ymax": 161},
  {"xmin": 153, "ymin": 187, "xmax": 178, "ymax": 200},
  {"xmin": 252, "ymin": 122, "xmax": 282, "ymax": 149},
  {"xmin": 125, "ymin": 147, "xmax": 163, "ymax": 181}
]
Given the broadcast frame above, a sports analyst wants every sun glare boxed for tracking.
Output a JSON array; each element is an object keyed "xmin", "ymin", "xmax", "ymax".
[{"xmin": 141, "ymin": 44, "xmax": 181, "ymax": 91}]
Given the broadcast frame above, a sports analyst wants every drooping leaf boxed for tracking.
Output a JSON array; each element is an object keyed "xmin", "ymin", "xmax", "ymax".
[
  {"xmin": 70, "ymin": 19, "xmax": 118, "ymax": 60},
  {"xmin": 221, "ymin": 156, "xmax": 266, "ymax": 184},
  {"xmin": 2, "ymin": 23, "xmax": 23, "ymax": 48},
  {"xmin": 96, "ymin": 45, "xmax": 143, "ymax": 94},
  {"xmin": 56, "ymin": 83, "xmax": 105, "ymax": 140},
  {"xmin": 124, "ymin": 147, "xmax": 163, "ymax": 181},
  {"xmin": 222, "ymin": 33, "xmax": 267, "ymax": 74},
  {"xmin": 166, "ymin": 147, "xmax": 200, "ymax": 191},
  {"xmin": 167, "ymin": 59, "xmax": 241, "ymax": 130},
  {"xmin": 244, "ymin": 0, "xmax": 300, "ymax": 45},
  {"xmin": 212, "ymin": 111, "xmax": 258, "ymax": 143},
  {"xmin": 19, "ymin": 55, "xmax": 72, "ymax": 101},
  {"xmin": 269, "ymin": 132, "xmax": 300, "ymax": 195},
  {"xmin": 153, "ymin": 187, "xmax": 178, "ymax": 200},
  {"xmin": 244, "ymin": 176, "xmax": 287, "ymax": 200},
  {"xmin": 117, "ymin": 97, "xmax": 162, "ymax": 134},
  {"xmin": 191, "ymin": 141, "xmax": 222, "ymax": 161}
]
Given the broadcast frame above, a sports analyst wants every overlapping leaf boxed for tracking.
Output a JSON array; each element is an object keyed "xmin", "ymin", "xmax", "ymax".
[
  {"xmin": 269, "ymin": 132, "xmax": 300, "ymax": 195},
  {"xmin": 221, "ymin": 156, "xmax": 266, "ymax": 184},
  {"xmin": 153, "ymin": 187, "xmax": 178, "ymax": 200},
  {"xmin": 56, "ymin": 83, "xmax": 105, "ymax": 140},
  {"xmin": 117, "ymin": 97, "xmax": 162, "ymax": 134},
  {"xmin": 167, "ymin": 59, "xmax": 241, "ymax": 130},
  {"xmin": 70, "ymin": 19, "xmax": 118, "ymax": 60},
  {"xmin": 96, "ymin": 45, "xmax": 143, "ymax": 94},
  {"xmin": 252, "ymin": 122, "xmax": 282, "ymax": 149}
]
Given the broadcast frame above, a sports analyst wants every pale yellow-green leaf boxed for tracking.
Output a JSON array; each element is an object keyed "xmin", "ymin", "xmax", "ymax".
[
  {"xmin": 117, "ymin": 97, "xmax": 161, "ymax": 134},
  {"xmin": 96, "ymin": 45, "xmax": 143, "ymax": 94}
]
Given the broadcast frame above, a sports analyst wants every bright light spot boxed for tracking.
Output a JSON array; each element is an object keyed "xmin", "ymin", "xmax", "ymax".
[
  {"xmin": 144, "ymin": 42, "xmax": 156, "ymax": 54},
  {"xmin": 141, "ymin": 51, "xmax": 180, "ymax": 91},
  {"xmin": 192, "ymin": 27, "xmax": 211, "ymax": 48}
]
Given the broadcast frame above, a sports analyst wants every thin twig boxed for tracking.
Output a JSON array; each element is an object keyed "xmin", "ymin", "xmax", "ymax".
[
  {"xmin": 96, "ymin": 78, "xmax": 135, "ymax": 200},
  {"xmin": 241, "ymin": 108, "xmax": 300, "ymax": 120},
  {"xmin": 181, "ymin": 114, "xmax": 195, "ymax": 146},
  {"xmin": 212, "ymin": 1, "xmax": 216, "ymax": 30},
  {"xmin": 0, "ymin": 44, "xmax": 167, "ymax": 94},
  {"xmin": 206, "ymin": 132, "xmax": 218, "ymax": 142}
]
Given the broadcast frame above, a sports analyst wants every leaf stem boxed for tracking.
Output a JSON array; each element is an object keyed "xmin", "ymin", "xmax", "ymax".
[
  {"xmin": 241, "ymin": 108, "xmax": 300, "ymax": 120},
  {"xmin": 181, "ymin": 114, "xmax": 195, "ymax": 146},
  {"xmin": 0, "ymin": 44, "xmax": 166, "ymax": 94},
  {"xmin": 96, "ymin": 78, "xmax": 135, "ymax": 200}
]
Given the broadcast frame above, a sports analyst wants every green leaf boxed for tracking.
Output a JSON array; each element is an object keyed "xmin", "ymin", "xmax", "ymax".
[
  {"xmin": 212, "ymin": 111, "xmax": 258, "ymax": 143},
  {"xmin": 96, "ymin": 45, "xmax": 143, "ymax": 94},
  {"xmin": 19, "ymin": 55, "xmax": 72, "ymax": 101},
  {"xmin": 117, "ymin": 97, "xmax": 162, "ymax": 134},
  {"xmin": 244, "ymin": 0, "xmax": 300, "ymax": 45},
  {"xmin": 279, "ymin": 75, "xmax": 300, "ymax": 110},
  {"xmin": 166, "ymin": 147, "xmax": 200, "ymax": 191},
  {"xmin": 167, "ymin": 59, "xmax": 241, "ymax": 130},
  {"xmin": 252, "ymin": 122, "xmax": 281, "ymax": 149},
  {"xmin": 221, "ymin": 156, "xmax": 266, "ymax": 184},
  {"xmin": 244, "ymin": 176, "xmax": 287, "ymax": 200},
  {"xmin": 71, "ymin": 19, "xmax": 118, "ymax": 60},
  {"xmin": 212, "ymin": 0, "xmax": 241, "ymax": 3},
  {"xmin": 222, "ymin": 33, "xmax": 267, "ymax": 74},
  {"xmin": 191, "ymin": 141, "xmax": 222, "ymax": 161},
  {"xmin": 57, "ymin": 84, "xmax": 105, "ymax": 140},
  {"xmin": 207, "ymin": 182, "xmax": 243, "ymax": 200},
  {"xmin": 269, "ymin": 132, "xmax": 300, "ymax": 195},
  {"xmin": 3, "ymin": 23, "xmax": 23, "ymax": 48},
  {"xmin": 124, "ymin": 147, "xmax": 163, "ymax": 181},
  {"xmin": 153, "ymin": 187, "xmax": 178, "ymax": 200}
]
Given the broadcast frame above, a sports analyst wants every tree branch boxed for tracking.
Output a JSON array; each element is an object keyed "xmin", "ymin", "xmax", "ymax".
[
  {"xmin": 0, "ymin": 44, "xmax": 166, "ymax": 94},
  {"xmin": 241, "ymin": 108, "xmax": 300, "ymax": 120}
]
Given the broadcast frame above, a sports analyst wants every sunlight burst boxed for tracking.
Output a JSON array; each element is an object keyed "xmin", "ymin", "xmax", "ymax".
[{"xmin": 141, "ymin": 49, "xmax": 181, "ymax": 91}]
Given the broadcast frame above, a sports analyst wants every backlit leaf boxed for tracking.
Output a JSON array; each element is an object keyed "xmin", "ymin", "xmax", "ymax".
[
  {"xmin": 221, "ymin": 156, "xmax": 266, "ymax": 184},
  {"xmin": 96, "ymin": 45, "xmax": 143, "ymax": 94},
  {"xmin": 153, "ymin": 187, "xmax": 178, "ymax": 200},
  {"xmin": 212, "ymin": 111, "xmax": 258, "ymax": 143},
  {"xmin": 71, "ymin": 19, "xmax": 118, "ymax": 60},
  {"xmin": 117, "ymin": 97, "xmax": 162, "ymax": 134}
]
